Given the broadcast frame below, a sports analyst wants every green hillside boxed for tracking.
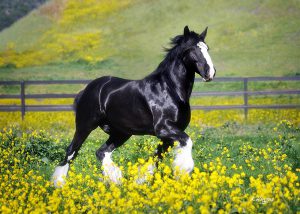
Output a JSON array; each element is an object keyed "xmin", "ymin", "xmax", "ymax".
[{"xmin": 0, "ymin": 0, "xmax": 299, "ymax": 80}]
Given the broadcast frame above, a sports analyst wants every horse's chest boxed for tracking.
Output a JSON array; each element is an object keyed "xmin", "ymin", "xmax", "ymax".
[
  {"xmin": 173, "ymin": 103, "xmax": 191, "ymax": 129},
  {"xmin": 150, "ymin": 97, "xmax": 191, "ymax": 130}
]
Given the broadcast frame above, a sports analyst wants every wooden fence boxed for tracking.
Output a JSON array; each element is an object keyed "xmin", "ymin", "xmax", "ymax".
[{"xmin": 0, "ymin": 77, "xmax": 300, "ymax": 120}]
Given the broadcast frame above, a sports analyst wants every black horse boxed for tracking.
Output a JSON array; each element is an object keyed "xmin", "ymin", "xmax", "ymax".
[{"xmin": 53, "ymin": 26, "xmax": 216, "ymax": 186}]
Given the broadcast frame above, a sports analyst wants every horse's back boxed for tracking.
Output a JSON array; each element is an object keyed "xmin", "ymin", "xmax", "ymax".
[{"xmin": 74, "ymin": 77, "xmax": 107, "ymax": 128}]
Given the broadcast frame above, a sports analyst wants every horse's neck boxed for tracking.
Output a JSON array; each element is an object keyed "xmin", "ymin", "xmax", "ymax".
[{"xmin": 162, "ymin": 60, "xmax": 195, "ymax": 103}]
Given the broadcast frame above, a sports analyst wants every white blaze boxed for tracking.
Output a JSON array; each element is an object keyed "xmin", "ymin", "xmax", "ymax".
[
  {"xmin": 197, "ymin": 41, "xmax": 215, "ymax": 79},
  {"xmin": 173, "ymin": 138, "xmax": 194, "ymax": 173},
  {"xmin": 136, "ymin": 163, "xmax": 156, "ymax": 184}
]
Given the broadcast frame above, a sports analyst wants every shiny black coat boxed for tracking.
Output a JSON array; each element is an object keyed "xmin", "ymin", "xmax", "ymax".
[{"xmin": 62, "ymin": 26, "xmax": 214, "ymax": 164}]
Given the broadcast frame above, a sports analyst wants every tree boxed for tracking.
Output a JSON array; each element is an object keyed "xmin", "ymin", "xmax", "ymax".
[{"xmin": 0, "ymin": 0, "xmax": 48, "ymax": 31}]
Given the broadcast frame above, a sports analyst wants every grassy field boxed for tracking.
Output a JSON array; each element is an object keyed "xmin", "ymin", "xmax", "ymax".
[
  {"xmin": 0, "ymin": 0, "xmax": 299, "ymax": 81},
  {"xmin": 0, "ymin": 1, "xmax": 299, "ymax": 213},
  {"xmin": 0, "ymin": 118, "xmax": 299, "ymax": 213}
]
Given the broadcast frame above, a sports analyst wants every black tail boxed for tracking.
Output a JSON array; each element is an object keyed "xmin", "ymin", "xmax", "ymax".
[{"xmin": 73, "ymin": 90, "xmax": 84, "ymax": 112}]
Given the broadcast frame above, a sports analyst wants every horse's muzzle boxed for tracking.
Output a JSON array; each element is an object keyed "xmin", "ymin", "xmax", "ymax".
[{"xmin": 202, "ymin": 77, "xmax": 213, "ymax": 82}]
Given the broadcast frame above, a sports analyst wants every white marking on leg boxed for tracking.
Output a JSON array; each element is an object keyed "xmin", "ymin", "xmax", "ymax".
[
  {"xmin": 197, "ymin": 41, "xmax": 215, "ymax": 79},
  {"xmin": 102, "ymin": 152, "xmax": 122, "ymax": 184},
  {"xmin": 173, "ymin": 138, "xmax": 194, "ymax": 174},
  {"xmin": 136, "ymin": 163, "xmax": 156, "ymax": 184},
  {"xmin": 67, "ymin": 151, "xmax": 75, "ymax": 161},
  {"xmin": 52, "ymin": 163, "xmax": 69, "ymax": 188},
  {"xmin": 147, "ymin": 163, "xmax": 155, "ymax": 174}
]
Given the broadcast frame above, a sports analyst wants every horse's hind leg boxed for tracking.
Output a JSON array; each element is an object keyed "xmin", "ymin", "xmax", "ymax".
[
  {"xmin": 52, "ymin": 126, "xmax": 95, "ymax": 187},
  {"xmin": 96, "ymin": 133, "xmax": 130, "ymax": 184}
]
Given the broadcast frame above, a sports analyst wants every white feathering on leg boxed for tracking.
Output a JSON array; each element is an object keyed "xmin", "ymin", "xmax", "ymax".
[
  {"xmin": 136, "ymin": 163, "xmax": 156, "ymax": 184},
  {"xmin": 52, "ymin": 163, "xmax": 69, "ymax": 188},
  {"xmin": 173, "ymin": 138, "xmax": 194, "ymax": 173},
  {"xmin": 102, "ymin": 152, "xmax": 122, "ymax": 184}
]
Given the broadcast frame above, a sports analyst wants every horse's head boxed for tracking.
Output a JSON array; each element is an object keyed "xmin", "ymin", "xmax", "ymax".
[{"xmin": 181, "ymin": 26, "xmax": 216, "ymax": 82}]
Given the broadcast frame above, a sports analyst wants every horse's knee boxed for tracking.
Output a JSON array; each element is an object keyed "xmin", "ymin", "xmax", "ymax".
[{"xmin": 156, "ymin": 129, "xmax": 189, "ymax": 146}]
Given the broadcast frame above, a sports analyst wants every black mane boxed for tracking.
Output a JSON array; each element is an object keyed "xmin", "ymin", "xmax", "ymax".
[
  {"xmin": 150, "ymin": 31, "xmax": 200, "ymax": 76},
  {"xmin": 166, "ymin": 31, "xmax": 200, "ymax": 52}
]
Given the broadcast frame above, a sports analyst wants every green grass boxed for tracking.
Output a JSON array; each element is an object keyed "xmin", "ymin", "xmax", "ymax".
[
  {"xmin": 7, "ymin": 122, "xmax": 299, "ymax": 180},
  {"xmin": 0, "ymin": 0, "xmax": 300, "ymax": 81},
  {"xmin": 1, "ymin": 121, "xmax": 299, "ymax": 212},
  {"xmin": 0, "ymin": 10, "xmax": 53, "ymax": 52},
  {"xmin": 193, "ymin": 80, "xmax": 300, "ymax": 92},
  {"xmin": 1, "ymin": 1, "xmax": 299, "ymax": 210}
]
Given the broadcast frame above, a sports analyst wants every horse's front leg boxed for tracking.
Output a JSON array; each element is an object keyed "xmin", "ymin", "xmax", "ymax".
[
  {"xmin": 156, "ymin": 129, "xmax": 194, "ymax": 174},
  {"xmin": 96, "ymin": 133, "xmax": 130, "ymax": 184},
  {"xmin": 52, "ymin": 127, "xmax": 94, "ymax": 187},
  {"xmin": 173, "ymin": 136, "xmax": 194, "ymax": 174}
]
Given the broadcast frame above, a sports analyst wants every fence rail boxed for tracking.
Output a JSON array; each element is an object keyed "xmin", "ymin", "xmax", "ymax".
[{"xmin": 0, "ymin": 77, "xmax": 300, "ymax": 120}]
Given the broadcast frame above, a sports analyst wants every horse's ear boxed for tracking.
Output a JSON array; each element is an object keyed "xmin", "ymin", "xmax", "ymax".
[
  {"xmin": 184, "ymin": 25, "xmax": 190, "ymax": 38},
  {"xmin": 199, "ymin": 26, "xmax": 208, "ymax": 40}
]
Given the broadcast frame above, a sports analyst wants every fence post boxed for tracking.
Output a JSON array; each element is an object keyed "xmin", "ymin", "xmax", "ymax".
[
  {"xmin": 243, "ymin": 78, "xmax": 248, "ymax": 120},
  {"xmin": 21, "ymin": 81, "xmax": 25, "ymax": 120}
]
